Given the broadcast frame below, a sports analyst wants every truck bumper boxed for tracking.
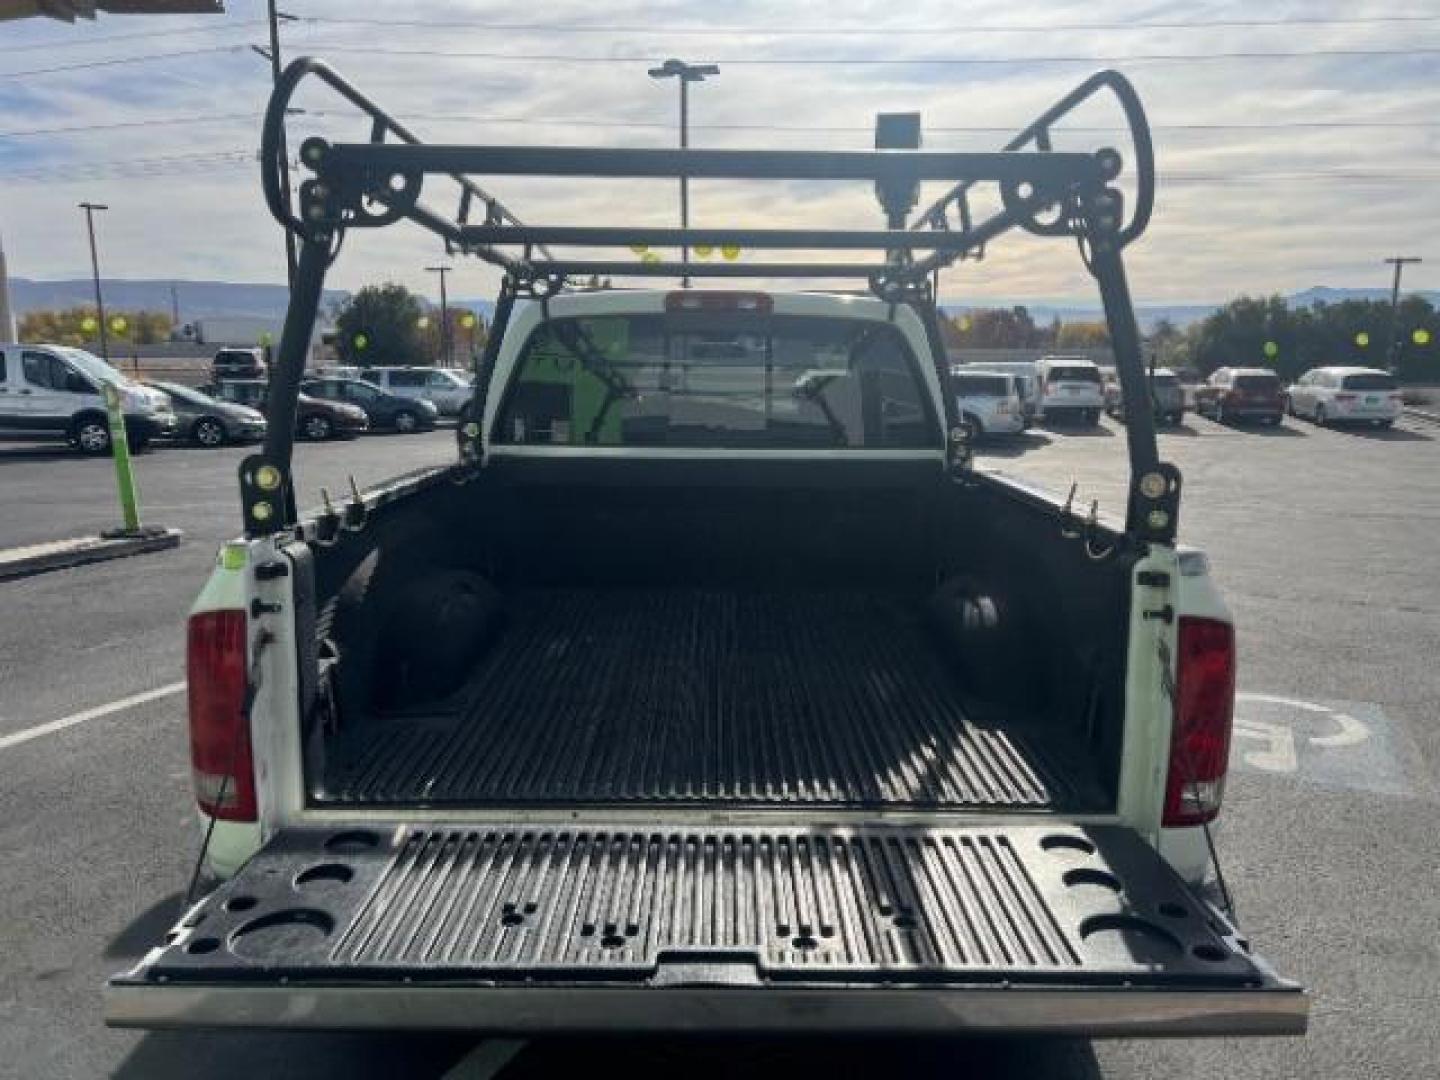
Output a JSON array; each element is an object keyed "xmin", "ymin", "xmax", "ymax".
[{"xmin": 106, "ymin": 979, "xmax": 1307, "ymax": 1038}]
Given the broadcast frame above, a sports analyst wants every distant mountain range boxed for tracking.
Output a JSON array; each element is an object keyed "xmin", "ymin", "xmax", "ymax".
[
  {"xmin": 7, "ymin": 277, "xmax": 495, "ymax": 325},
  {"xmin": 8, "ymin": 277, "xmax": 1433, "ymax": 331}
]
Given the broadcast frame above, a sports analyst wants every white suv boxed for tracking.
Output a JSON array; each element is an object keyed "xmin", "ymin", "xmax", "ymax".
[
  {"xmin": 359, "ymin": 365, "xmax": 472, "ymax": 416},
  {"xmin": 1037, "ymin": 355, "xmax": 1104, "ymax": 426},
  {"xmin": 951, "ymin": 368, "xmax": 1026, "ymax": 436},
  {"xmin": 1288, "ymin": 366, "xmax": 1402, "ymax": 429}
]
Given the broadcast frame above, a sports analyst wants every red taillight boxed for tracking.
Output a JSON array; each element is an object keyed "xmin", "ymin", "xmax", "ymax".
[
  {"xmin": 1163, "ymin": 617, "xmax": 1235, "ymax": 827},
  {"xmin": 186, "ymin": 609, "xmax": 256, "ymax": 822},
  {"xmin": 665, "ymin": 291, "xmax": 773, "ymax": 314}
]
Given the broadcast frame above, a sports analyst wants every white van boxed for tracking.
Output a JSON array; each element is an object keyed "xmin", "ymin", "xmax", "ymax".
[
  {"xmin": 951, "ymin": 368, "xmax": 1027, "ymax": 436},
  {"xmin": 961, "ymin": 360, "xmax": 1042, "ymax": 422},
  {"xmin": 0, "ymin": 343, "xmax": 176, "ymax": 453},
  {"xmin": 1037, "ymin": 355, "xmax": 1105, "ymax": 426},
  {"xmin": 358, "ymin": 365, "xmax": 472, "ymax": 416}
]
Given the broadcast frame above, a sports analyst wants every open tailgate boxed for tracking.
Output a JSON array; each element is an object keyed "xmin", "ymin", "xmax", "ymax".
[{"xmin": 107, "ymin": 823, "xmax": 1305, "ymax": 1037}]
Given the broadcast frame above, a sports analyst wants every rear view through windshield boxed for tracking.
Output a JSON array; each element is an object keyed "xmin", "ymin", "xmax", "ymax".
[{"xmin": 498, "ymin": 313, "xmax": 938, "ymax": 449}]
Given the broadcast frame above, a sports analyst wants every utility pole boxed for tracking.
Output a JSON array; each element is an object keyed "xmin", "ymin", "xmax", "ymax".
[
  {"xmin": 648, "ymin": 58, "xmax": 719, "ymax": 287},
  {"xmin": 254, "ymin": 2, "xmax": 299, "ymax": 289},
  {"xmin": 425, "ymin": 265, "xmax": 451, "ymax": 366},
  {"xmin": 0, "ymin": 229, "xmax": 15, "ymax": 342},
  {"xmin": 1383, "ymin": 256, "xmax": 1422, "ymax": 373},
  {"xmin": 79, "ymin": 202, "xmax": 110, "ymax": 361}
]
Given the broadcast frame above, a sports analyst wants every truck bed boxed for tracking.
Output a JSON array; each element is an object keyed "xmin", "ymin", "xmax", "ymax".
[{"xmin": 317, "ymin": 588, "xmax": 1108, "ymax": 811}]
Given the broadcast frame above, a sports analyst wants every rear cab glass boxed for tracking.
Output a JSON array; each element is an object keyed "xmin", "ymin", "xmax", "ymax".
[
  {"xmin": 1341, "ymin": 373, "xmax": 1396, "ymax": 391},
  {"xmin": 496, "ymin": 312, "xmax": 939, "ymax": 449}
]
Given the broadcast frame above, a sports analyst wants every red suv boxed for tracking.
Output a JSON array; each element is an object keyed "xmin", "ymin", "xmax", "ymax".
[{"xmin": 1195, "ymin": 367, "xmax": 1285, "ymax": 426}]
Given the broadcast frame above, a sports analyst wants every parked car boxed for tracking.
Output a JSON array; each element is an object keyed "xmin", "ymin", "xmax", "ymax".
[
  {"xmin": 1106, "ymin": 367, "xmax": 1186, "ymax": 425},
  {"xmin": 1287, "ymin": 366, "xmax": 1401, "ymax": 428},
  {"xmin": 204, "ymin": 379, "xmax": 369, "ymax": 440},
  {"xmin": 146, "ymin": 380, "xmax": 267, "ymax": 447},
  {"xmin": 358, "ymin": 365, "xmax": 472, "ymax": 416},
  {"xmin": 951, "ymin": 368, "xmax": 1026, "ymax": 436},
  {"xmin": 1036, "ymin": 355, "xmax": 1104, "ymax": 425},
  {"xmin": 0, "ymin": 342, "xmax": 175, "ymax": 453},
  {"xmin": 299, "ymin": 376, "xmax": 439, "ymax": 433},
  {"xmin": 1195, "ymin": 367, "xmax": 1285, "ymax": 425},
  {"xmin": 960, "ymin": 360, "xmax": 1042, "ymax": 423},
  {"xmin": 211, "ymin": 347, "xmax": 266, "ymax": 382}
]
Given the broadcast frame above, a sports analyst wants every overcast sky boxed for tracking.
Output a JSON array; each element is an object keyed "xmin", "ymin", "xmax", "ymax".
[{"xmin": 2, "ymin": 0, "xmax": 1436, "ymax": 306}]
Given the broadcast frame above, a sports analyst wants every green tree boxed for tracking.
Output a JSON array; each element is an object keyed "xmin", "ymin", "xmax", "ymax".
[
  {"xmin": 333, "ymin": 283, "xmax": 427, "ymax": 364},
  {"xmin": 1054, "ymin": 320, "xmax": 1110, "ymax": 349}
]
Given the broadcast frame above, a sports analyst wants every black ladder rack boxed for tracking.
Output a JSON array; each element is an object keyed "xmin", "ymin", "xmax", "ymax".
[{"xmin": 243, "ymin": 58, "xmax": 1178, "ymax": 548}]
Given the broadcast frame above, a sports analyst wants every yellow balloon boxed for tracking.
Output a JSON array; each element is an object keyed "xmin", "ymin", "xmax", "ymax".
[
  {"xmin": 721, "ymin": 244, "xmax": 741, "ymax": 261},
  {"xmin": 641, "ymin": 252, "xmax": 662, "ymax": 265},
  {"xmin": 1414, "ymin": 328, "xmax": 1432, "ymax": 346},
  {"xmin": 693, "ymin": 243, "xmax": 714, "ymax": 257},
  {"xmin": 81, "ymin": 316, "xmax": 98, "ymax": 332},
  {"xmin": 416, "ymin": 315, "xmax": 431, "ymax": 329},
  {"xmin": 629, "ymin": 243, "xmax": 649, "ymax": 254},
  {"xmin": 460, "ymin": 313, "xmax": 478, "ymax": 329},
  {"xmin": 110, "ymin": 316, "xmax": 128, "ymax": 333},
  {"xmin": 1354, "ymin": 331, "xmax": 1370, "ymax": 347}
]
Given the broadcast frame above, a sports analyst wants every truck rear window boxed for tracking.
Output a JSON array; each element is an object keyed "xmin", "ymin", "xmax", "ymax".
[
  {"xmin": 497, "ymin": 313, "xmax": 938, "ymax": 449},
  {"xmin": 1341, "ymin": 373, "xmax": 1396, "ymax": 391}
]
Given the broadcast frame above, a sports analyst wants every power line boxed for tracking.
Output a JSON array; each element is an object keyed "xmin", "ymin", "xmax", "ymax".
[
  {"xmin": 309, "ymin": 44, "xmax": 1440, "ymax": 67},
  {"xmin": 0, "ymin": 45, "xmax": 242, "ymax": 79},
  {"xmin": 6, "ymin": 110, "xmax": 1439, "ymax": 141},
  {"xmin": 294, "ymin": 13, "xmax": 1440, "ymax": 35},
  {"xmin": 8, "ymin": 41, "xmax": 1440, "ymax": 80},
  {"xmin": 6, "ymin": 19, "xmax": 266, "ymax": 52}
]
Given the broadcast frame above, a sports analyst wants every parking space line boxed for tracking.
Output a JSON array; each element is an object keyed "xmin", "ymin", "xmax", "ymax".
[{"xmin": 0, "ymin": 681, "xmax": 185, "ymax": 753}]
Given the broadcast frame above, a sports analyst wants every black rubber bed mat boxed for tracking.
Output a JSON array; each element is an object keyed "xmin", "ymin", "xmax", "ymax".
[
  {"xmin": 134, "ymin": 824, "xmax": 1265, "ymax": 988},
  {"xmin": 319, "ymin": 589, "xmax": 1108, "ymax": 810}
]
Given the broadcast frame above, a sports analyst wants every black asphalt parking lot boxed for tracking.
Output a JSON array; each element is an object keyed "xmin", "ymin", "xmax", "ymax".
[{"xmin": 1, "ymin": 413, "xmax": 1437, "ymax": 1078}]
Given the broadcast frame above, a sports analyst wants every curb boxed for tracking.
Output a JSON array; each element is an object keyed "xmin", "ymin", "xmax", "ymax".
[{"xmin": 0, "ymin": 528, "xmax": 183, "ymax": 582}]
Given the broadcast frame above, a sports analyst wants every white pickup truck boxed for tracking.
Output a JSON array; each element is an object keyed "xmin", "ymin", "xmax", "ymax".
[{"xmin": 106, "ymin": 59, "xmax": 1306, "ymax": 1039}]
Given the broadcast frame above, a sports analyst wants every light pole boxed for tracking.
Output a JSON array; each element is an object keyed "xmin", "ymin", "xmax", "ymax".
[
  {"xmin": 425, "ymin": 265, "xmax": 451, "ymax": 366},
  {"xmin": 648, "ymin": 58, "xmax": 719, "ymax": 286},
  {"xmin": 79, "ymin": 202, "xmax": 110, "ymax": 361},
  {"xmin": 1383, "ymin": 256, "xmax": 1422, "ymax": 373}
]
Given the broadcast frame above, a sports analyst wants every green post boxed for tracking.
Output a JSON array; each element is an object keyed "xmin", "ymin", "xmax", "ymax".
[{"xmin": 101, "ymin": 382, "xmax": 141, "ymax": 533}]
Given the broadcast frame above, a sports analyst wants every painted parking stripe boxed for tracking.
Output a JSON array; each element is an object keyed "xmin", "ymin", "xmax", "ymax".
[{"xmin": 0, "ymin": 681, "xmax": 185, "ymax": 753}]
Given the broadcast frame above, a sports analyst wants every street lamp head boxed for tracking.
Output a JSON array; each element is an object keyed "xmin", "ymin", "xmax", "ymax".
[
  {"xmin": 649, "ymin": 58, "xmax": 719, "ymax": 81},
  {"xmin": 79, "ymin": 202, "xmax": 109, "ymax": 211}
]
